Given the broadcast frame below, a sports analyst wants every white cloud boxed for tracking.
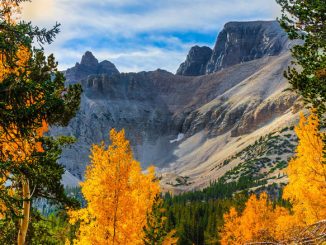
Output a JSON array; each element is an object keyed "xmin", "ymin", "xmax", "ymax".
[
  {"xmin": 53, "ymin": 46, "xmax": 188, "ymax": 73},
  {"xmin": 20, "ymin": 0, "xmax": 282, "ymax": 72}
]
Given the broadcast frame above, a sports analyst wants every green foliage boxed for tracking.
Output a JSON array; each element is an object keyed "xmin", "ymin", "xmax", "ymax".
[
  {"xmin": 0, "ymin": 1, "xmax": 81, "ymax": 243},
  {"xmin": 0, "ymin": 2, "xmax": 81, "ymax": 188},
  {"xmin": 163, "ymin": 174, "xmax": 253, "ymax": 245},
  {"xmin": 26, "ymin": 210, "xmax": 77, "ymax": 245},
  {"xmin": 160, "ymin": 129, "xmax": 297, "ymax": 244},
  {"xmin": 0, "ymin": 209, "xmax": 77, "ymax": 245},
  {"xmin": 163, "ymin": 175, "xmax": 293, "ymax": 245},
  {"xmin": 143, "ymin": 195, "xmax": 177, "ymax": 245},
  {"xmin": 0, "ymin": 219, "xmax": 16, "ymax": 245},
  {"xmin": 164, "ymin": 189, "xmax": 248, "ymax": 245},
  {"xmin": 276, "ymin": 0, "xmax": 326, "ymax": 120},
  {"xmin": 28, "ymin": 136, "xmax": 80, "ymax": 208}
]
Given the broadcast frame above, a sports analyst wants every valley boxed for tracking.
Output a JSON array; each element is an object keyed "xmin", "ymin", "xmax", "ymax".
[{"xmin": 53, "ymin": 21, "xmax": 302, "ymax": 193}]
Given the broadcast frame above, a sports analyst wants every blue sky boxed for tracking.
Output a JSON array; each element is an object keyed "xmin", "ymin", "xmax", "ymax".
[{"xmin": 22, "ymin": 0, "xmax": 282, "ymax": 73}]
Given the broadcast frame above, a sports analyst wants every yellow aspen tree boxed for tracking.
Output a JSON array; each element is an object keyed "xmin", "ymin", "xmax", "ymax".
[
  {"xmin": 0, "ymin": 1, "xmax": 27, "ymax": 82},
  {"xmin": 161, "ymin": 230, "xmax": 179, "ymax": 245},
  {"xmin": 273, "ymin": 210, "xmax": 301, "ymax": 241},
  {"xmin": 220, "ymin": 112, "xmax": 326, "ymax": 244},
  {"xmin": 220, "ymin": 207, "xmax": 241, "ymax": 245},
  {"xmin": 0, "ymin": 19, "xmax": 47, "ymax": 242},
  {"xmin": 283, "ymin": 112, "xmax": 326, "ymax": 225},
  {"xmin": 0, "ymin": 45, "xmax": 30, "ymax": 82},
  {"xmin": 0, "ymin": 0, "xmax": 20, "ymax": 23},
  {"xmin": 69, "ymin": 129, "xmax": 160, "ymax": 245},
  {"xmin": 220, "ymin": 193, "xmax": 288, "ymax": 244}
]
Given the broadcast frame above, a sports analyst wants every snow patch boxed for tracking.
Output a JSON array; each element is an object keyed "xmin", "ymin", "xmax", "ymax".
[{"xmin": 170, "ymin": 133, "xmax": 185, "ymax": 143}]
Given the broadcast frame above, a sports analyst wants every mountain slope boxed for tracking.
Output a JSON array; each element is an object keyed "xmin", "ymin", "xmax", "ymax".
[
  {"xmin": 54, "ymin": 21, "xmax": 300, "ymax": 191},
  {"xmin": 160, "ymin": 51, "xmax": 300, "ymax": 192}
]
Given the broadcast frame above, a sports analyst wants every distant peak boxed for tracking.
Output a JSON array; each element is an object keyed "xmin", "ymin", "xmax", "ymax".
[
  {"xmin": 176, "ymin": 45, "xmax": 212, "ymax": 76},
  {"xmin": 81, "ymin": 51, "xmax": 98, "ymax": 67},
  {"xmin": 64, "ymin": 51, "xmax": 119, "ymax": 84}
]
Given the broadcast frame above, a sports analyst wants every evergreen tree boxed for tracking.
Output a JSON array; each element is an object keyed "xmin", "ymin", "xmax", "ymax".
[
  {"xmin": 276, "ymin": 0, "xmax": 326, "ymax": 120},
  {"xmin": 0, "ymin": 1, "xmax": 81, "ymax": 244}
]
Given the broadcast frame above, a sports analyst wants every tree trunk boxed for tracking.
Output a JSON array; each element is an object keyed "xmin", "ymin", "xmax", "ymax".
[{"xmin": 17, "ymin": 178, "xmax": 30, "ymax": 245}]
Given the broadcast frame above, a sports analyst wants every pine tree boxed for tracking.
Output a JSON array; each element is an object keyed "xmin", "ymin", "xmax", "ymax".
[
  {"xmin": 276, "ymin": 0, "xmax": 326, "ymax": 120},
  {"xmin": 0, "ymin": 1, "xmax": 81, "ymax": 244}
]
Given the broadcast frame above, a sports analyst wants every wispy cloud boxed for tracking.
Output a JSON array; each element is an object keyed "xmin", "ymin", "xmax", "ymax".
[{"xmin": 21, "ymin": 0, "xmax": 282, "ymax": 72}]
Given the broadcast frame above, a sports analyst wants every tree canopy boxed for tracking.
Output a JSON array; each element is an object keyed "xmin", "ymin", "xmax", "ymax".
[
  {"xmin": 69, "ymin": 129, "xmax": 160, "ymax": 244},
  {"xmin": 0, "ymin": 1, "xmax": 81, "ymax": 243},
  {"xmin": 276, "ymin": 0, "xmax": 326, "ymax": 120}
]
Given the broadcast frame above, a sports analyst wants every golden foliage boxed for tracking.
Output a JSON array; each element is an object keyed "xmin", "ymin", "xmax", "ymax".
[
  {"xmin": 0, "ymin": 0, "xmax": 21, "ymax": 23},
  {"xmin": 162, "ymin": 230, "xmax": 179, "ymax": 245},
  {"xmin": 69, "ymin": 129, "xmax": 160, "ymax": 245},
  {"xmin": 0, "ymin": 120, "xmax": 48, "ymax": 162},
  {"xmin": 283, "ymin": 112, "xmax": 326, "ymax": 224},
  {"xmin": 220, "ymin": 112, "xmax": 326, "ymax": 243},
  {"xmin": 0, "ymin": 36, "xmax": 46, "ymax": 219},
  {"xmin": 0, "ymin": 45, "xmax": 30, "ymax": 82},
  {"xmin": 0, "ymin": 2, "xmax": 27, "ymax": 82},
  {"xmin": 0, "ymin": 120, "xmax": 48, "ymax": 219},
  {"xmin": 220, "ymin": 193, "xmax": 289, "ymax": 244}
]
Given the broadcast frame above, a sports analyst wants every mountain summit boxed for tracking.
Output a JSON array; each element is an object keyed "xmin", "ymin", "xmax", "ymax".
[
  {"xmin": 176, "ymin": 46, "xmax": 213, "ymax": 76},
  {"xmin": 64, "ymin": 51, "xmax": 120, "ymax": 84},
  {"xmin": 80, "ymin": 51, "xmax": 99, "ymax": 67},
  {"xmin": 177, "ymin": 20, "xmax": 289, "ymax": 76}
]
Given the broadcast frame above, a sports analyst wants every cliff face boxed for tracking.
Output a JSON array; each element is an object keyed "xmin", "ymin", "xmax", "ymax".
[
  {"xmin": 176, "ymin": 46, "xmax": 212, "ymax": 76},
  {"xmin": 54, "ymin": 21, "xmax": 299, "ymax": 190},
  {"xmin": 51, "ymin": 70, "xmax": 180, "ymax": 178},
  {"xmin": 176, "ymin": 21, "xmax": 289, "ymax": 76},
  {"xmin": 206, "ymin": 21, "xmax": 289, "ymax": 73}
]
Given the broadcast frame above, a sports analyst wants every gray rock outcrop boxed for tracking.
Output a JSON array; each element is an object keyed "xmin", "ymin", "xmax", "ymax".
[
  {"xmin": 176, "ymin": 46, "xmax": 212, "ymax": 76},
  {"xmin": 176, "ymin": 21, "xmax": 289, "ymax": 76},
  {"xmin": 205, "ymin": 21, "xmax": 288, "ymax": 73}
]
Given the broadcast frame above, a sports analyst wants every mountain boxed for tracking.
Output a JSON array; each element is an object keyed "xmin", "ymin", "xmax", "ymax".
[
  {"xmin": 177, "ymin": 20, "xmax": 289, "ymax": 76},
  {"xmin": 176, "ymin": 46, "xmax": 212, "ymax": 76},
  {"xmin": 54, "ymin": 20, "xmax": 301, "ymax": 191},
  {"xmin": 64, "ymin": 51, "xmax": 120, "ymax": 84}
]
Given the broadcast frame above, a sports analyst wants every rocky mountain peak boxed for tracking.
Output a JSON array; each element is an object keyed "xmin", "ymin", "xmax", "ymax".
[
  {"xmin": 176, "ymin": 20, "xmax": 289, "ymax": 76},
  {"xmin": 205, "ymin": 20, "xmax": 288, "ymax": 73},
  {"xmin": 176, "ymin": 46, "xmax": 212, "ymax": 76},
  {"xmin": 64, "ymin": 51, "xmax": 119, "ymax": 84},
  {"xmin": 80, "ymin": 51, "xmax": 98, "ymax": 67}
]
